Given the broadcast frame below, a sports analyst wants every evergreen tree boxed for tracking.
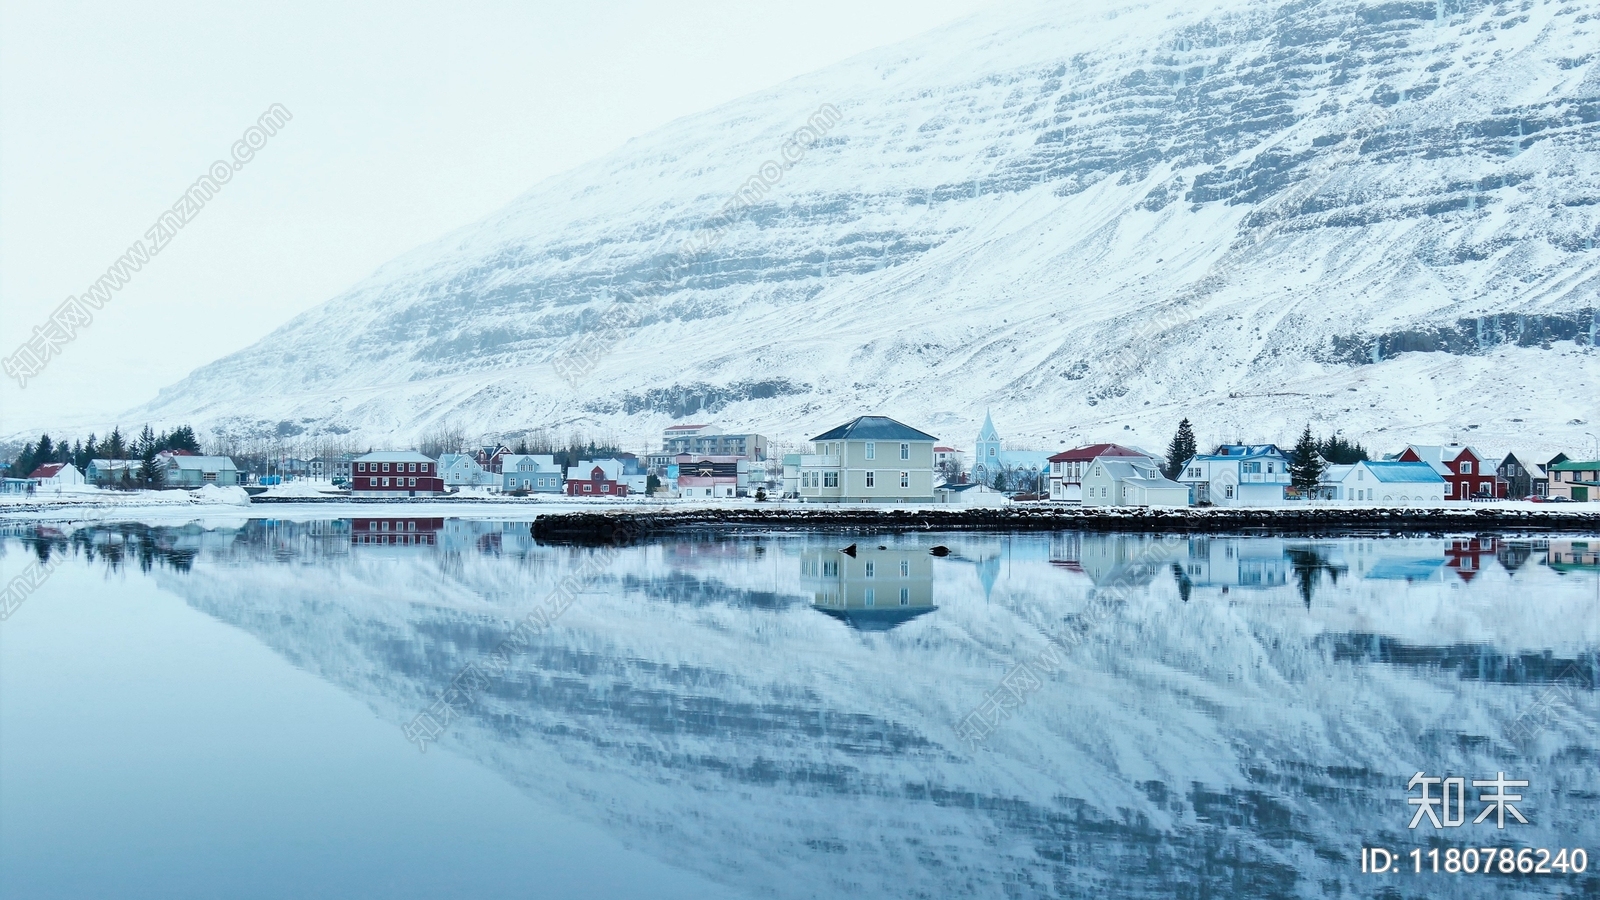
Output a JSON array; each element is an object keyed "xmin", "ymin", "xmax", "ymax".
[
  {"xmin": 1289, "ymin": 425, "xmax": 1325, "ymax": 495},
  {"xmin": 70, "ymin": 440, "xmax": 84, "ymax": 469},
  {"xmin": 136, "ymin": 425, "xmax": 158, "ymax": 458},
  {"xmin": 138, "ymin": 441, "xmax": 164, "ymax": 488},
  {"xmin": 33, "ymin": 434, "xmax": 54, "ymax": 470},
  {"xmin": 79, "ymin": 435, "xmax": 97, "ymax": 470},
  {"xmin": 1315, "ymin": 434, "xmax": 1368, "ymax": 465},
  {"xmin": 164, "ymin": 425, "xmax": 201, "ymax": 454},
  {"xmin": 12, "ymin": 441, "xmax": 35, "ymax": 476},
  {"xmin": 991, "ymin": 469, "xmax": 1007, "ymax": 492},
  {"xmin": 1163, "ymin": 419, "xmax": 1198, "ymax": 480},
  {"xmin": 104, "ymin": 427, "xmax": 126, "ymax": 459}
]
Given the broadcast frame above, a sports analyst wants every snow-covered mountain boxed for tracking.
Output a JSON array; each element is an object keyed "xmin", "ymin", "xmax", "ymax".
[{"xmin": 138, "ymin": 0, "xmax": 1600, "ymax": 454}]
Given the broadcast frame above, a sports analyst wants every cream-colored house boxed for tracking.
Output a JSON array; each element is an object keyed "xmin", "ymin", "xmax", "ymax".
[
  {"xmin": 1080, "ymin": 455, "xmax": 1189, "ymax": 507},
  {"xmin": 797, "ymin": 416, "xmax": 938, "ymax": 503}
]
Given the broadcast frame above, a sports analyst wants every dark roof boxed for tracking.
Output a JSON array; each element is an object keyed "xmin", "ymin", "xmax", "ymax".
[
  {"xmin": 814, "ymin": 605, "xmax": 937, "ymax": 631},
  {"xmin": 811, "ymin": 416, "xmax": 938, "ymax": 443},
  {"xmin": 1047, "ymin": 443, "xmax": 1146, "ymax": 463}
]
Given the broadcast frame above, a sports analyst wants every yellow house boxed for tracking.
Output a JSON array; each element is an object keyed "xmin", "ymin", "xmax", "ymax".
[{"xmin": 797, "ymin": 416, "xmax": 938, "ymax": 503}]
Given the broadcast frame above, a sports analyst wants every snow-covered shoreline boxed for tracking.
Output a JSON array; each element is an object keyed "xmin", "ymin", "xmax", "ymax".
[{"xmin": 8, "ymin": 487, "xmax": 1596, "ymax": 534}]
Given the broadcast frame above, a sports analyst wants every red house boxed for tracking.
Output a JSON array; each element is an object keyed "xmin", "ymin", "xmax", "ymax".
[
  {"xmin": 1395, "ymin": 445, "xmax": 1506, "ymax": 500},
  {"xmin": 352, "ymin": 452, "xmax": 444, "ymax": 498},
  {"xmin": 1046, "ymin": 443, "xmax": 1151, "ymax": 502},
  {"xmin": 565, "ymin": 463, "xmax": 629, "ymax": 498}
]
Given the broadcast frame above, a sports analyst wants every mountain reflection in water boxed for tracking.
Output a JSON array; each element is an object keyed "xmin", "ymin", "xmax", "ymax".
[{"xmin": 5, "ymin": 520, "xmax": 1598, "ymax": 899}]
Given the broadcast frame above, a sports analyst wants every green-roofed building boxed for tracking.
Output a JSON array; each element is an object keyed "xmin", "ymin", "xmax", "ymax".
[
  {"xmin": 1547, "ymin": 459, "xmax": 1600, "ymax": 502},
  {"xmin": 798, "ymin": 416, "xmax": 939, "ymax": 503}
]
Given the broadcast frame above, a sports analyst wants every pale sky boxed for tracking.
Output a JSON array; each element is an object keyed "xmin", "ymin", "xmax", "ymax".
[{"xmin": 0, "ymin": 0, "xmax": 993, "ymax": 438}]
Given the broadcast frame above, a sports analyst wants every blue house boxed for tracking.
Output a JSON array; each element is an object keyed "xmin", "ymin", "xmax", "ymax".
[
  {"xmin": 500, "ymin": 454, "xmax": 563, "ymax": 493},
  {"xmin": 1176, "ymin": 444, "xmax": 1293, "ymax": 506}
]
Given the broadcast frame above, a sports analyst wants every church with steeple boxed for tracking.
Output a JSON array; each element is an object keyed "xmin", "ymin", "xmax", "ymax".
[{"xmin": 971, "ymin": 411, "xmax": 1052, "ymax": 489}]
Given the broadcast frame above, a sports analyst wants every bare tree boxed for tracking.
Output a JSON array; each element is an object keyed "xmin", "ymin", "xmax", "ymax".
[{"xmin": 417, "ymin": 422, "xmax": 467, "ymax": 460}]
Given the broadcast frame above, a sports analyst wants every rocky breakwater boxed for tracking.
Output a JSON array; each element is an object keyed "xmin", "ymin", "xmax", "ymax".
[{"xmin": 530, "ymin": 505, "xmax": 1600, "ymax": 544}]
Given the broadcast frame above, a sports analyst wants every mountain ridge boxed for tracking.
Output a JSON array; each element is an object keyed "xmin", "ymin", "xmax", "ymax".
[{"xmin": 135, "ymin": 0, "xmax": 1600, "ymax": 456}]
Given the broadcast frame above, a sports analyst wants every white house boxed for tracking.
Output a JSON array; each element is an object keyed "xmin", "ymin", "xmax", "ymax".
[
  {"xmin": 163, "ymin": 455, "xmax": 242, "ymax": 487},
  {"xmin": 1330, "ymin": 460, "xmax": 1449, "ymax": 505},
  {"xmin": 1176, "ymin": 444, "xmax": 1292, "ymax": 506},
  {"xmin": 28, "ymin": 463, "xmax": 85, "ymax": 489},
  {"xmin": 501, "ymin": 454, "xmax": 564, "ymax": 493},
  {"xmin": 1080, "ymin": 456, "xmax": 1190, "ymax": 507},
  {"xmin": 437, "ymin": 453, "xmax": 498, "ymax": 490}
]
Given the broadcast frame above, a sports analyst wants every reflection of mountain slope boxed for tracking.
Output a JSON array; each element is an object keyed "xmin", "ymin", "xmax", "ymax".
[{"xmin": 145, "ymin": 529, "xmax": 1599, "ymax": 899}]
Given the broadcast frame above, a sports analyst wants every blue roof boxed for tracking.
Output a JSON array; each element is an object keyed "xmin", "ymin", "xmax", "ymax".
[
  {"xmin": 1365, "ymin": 461, "xmax": 1445, "ymax": 483},
  {"xmin": 1197, "ymin": 444, "xmax": 1288, "ymax": 461},
  {"xmin": 812, "ymin": 416, "xmax": 938, "ymax": 442}
]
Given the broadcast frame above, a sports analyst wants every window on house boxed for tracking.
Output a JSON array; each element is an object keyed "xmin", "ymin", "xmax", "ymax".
[
  {"xmin": 583, "ymin": 484, "xmax": 592, "ymax": 492},
  {"xmin": 381, "ymin": 478, "xmax": 390, "ymax": 487},
  {"xmin": 900, "ymin": 560, "xmax": 909, "ymax": 577},
  {"xmin": 1461, "ymin": 461, "xmax": 1472, "ymax": 474},
  {"xmin": 382, "ymin": 463, "xmax": 390, "ymax": 473},
  {"xmin": 865, "ymin": 442, "xmax": 875, "ymax": 460},
  {"xmin": 1225, "ymin": 485, "xmax": 1234, "ymax": 499},
  {"xmin": 865, "ymin": 588, "xmax": 875, "ymax": 606},
  {"xmin": 602, "ymin": 484, "xmax": 611, "ymax": 492},
  {"xmin": 1266, "ymin": 463, "xmax": 1274, "ymax": 473},
  {"xmin": 408, "ymin": 478, "xmax": 416, "ymax": 487},
  {"xmin": 1445, "ymin": 483, "xmax": 1454, "ymax": 496},
  {"xmin": 989, "ymin": 447, "xmax": 996, "ymax": 457},
  {"xmin": 900, "ymin": 443, "xmax": 909, "ymax": 460},
  {"xmin": 369, "ymin": 477, "xmax": 377, "ymax": 487},
  {"xmin": 824, "ymin": 472, "xmax": 839, "ymax": 488},
  {"xmin": 865, "ymin": 562, "xmax": 874, "ymax": 577},
  {"xmin": 900, "ymin": 588, "xmax": 909, "ymax": 606},
  {"xmin": 866, "ymin": 471, "xmax": 875, "ymax": 488},
  {"xmin": 900, "ymin": 471, "xmax": 909, "ymax": 488}
]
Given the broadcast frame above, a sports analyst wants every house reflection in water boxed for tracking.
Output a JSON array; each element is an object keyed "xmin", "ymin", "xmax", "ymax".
[
  {"xmin": 350, "ymin": 517, "xmax": 444, "ymax": 546},
  {"xmin": 1548, "ymin": 539, "xmax": 1599, "ymax": 573},
  {"xmin": 801, "ymin": 546, "xmax": 936, "ymax": 630}
]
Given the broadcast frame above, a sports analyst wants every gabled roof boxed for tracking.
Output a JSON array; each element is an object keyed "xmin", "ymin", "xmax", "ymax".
[
  {"xmin": 1362, "ymin": 461, "xmax": 1446, "ymax": 483},
  {"xmin": 1204, "ymin": 444, "xmax": 1289, "ymax": 459},
  {"xmin": 1095, "ymin": 457, "xmax": 1177, "ymax": 485},
  {"xmin": 29, "ymin": 463, "xmax": 67, "ymax": 479},
  {"xmin": 503, "ymin": 454, "xmax": 557, "ymax": 471},
  {"xmin": 1499, "ymin": 451, "xmax": 1547, "ymax": 478},
  {"xmin": 1048, "ymin": 443, "xmax": 1147, "ymax": 463},
  {"xmin": 811, "ymin": 416, "xmax": 938, "ymax": 443},
  {"xmin": 933, "ymin": 446, "xmax": 959, "ymax": 453},
  {"xmin": 1402, "ymin": 443, "xmax": 1487, "ymax": 465},
  {"xmin": 1548, "ymin": 459, "xmax": 1600, "ymax": 472},
  {"xmin": 664, "ymin": 423, "xmax": 712, "ymax": 432},
  {"xmin": 356, "ymin": 451, "xmax": 436, "ymax": 463},
  {"xmin": 977, "ymin": 411, "xmax": 1000, "ymax": 442},
  {"xmin": 167, "ymin": 455, "xmax": 238, "ymax": 470}
]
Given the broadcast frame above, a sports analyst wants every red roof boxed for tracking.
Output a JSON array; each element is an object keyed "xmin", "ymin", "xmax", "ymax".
[
  {"xmin": 29, "ymin": 463, "xmax": 66, "ymax": 479},
  {"xmin": 1046, "ymin": 443, "xmax": 1148, "ymax": 464},
  {"xmin": 933, "ymin": 446, "xmax": 958, "ymax": 452},
  {"xmin": 665, "ymin": 424, "xmax": 710, "ymax": 431}
]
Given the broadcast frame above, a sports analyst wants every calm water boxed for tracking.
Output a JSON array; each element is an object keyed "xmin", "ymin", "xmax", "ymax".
[{"xmin": 1, "ymin": 519, "xmax": 1596, "ymax": 899}]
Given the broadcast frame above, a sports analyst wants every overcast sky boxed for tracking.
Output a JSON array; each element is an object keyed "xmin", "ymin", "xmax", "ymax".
[{"xmin": 0, "ymin": 0, "xmax": 993, "ymax": 439}]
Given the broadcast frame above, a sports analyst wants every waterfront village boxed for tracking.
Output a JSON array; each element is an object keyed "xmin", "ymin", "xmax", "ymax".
[{"xmin": 4, "ymin": 413, "xmax": 1599, "ymax": 507}]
